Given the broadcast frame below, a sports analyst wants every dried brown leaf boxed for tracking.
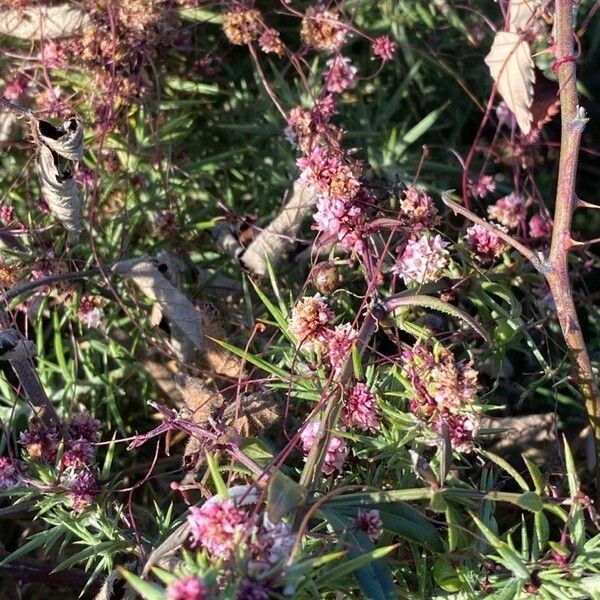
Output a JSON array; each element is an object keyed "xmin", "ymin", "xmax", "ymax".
[
  {"xmin": 224, "ymin": 390, "xmax": 280, "ymax": 437},
  {"xmin": 199, "ymin": 301, "xmax": 246, "ymax": 379},
  {"xmin": 485, "ymin": 31, "xmax": 535, "ymax": 134}
]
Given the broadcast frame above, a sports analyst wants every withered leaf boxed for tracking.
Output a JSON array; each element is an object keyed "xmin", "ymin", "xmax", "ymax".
[
  {"xmin": 37, "ymin": 117, "xmax": 84, "ymax": 162},
  {"xmin": 199, "ymin": 301, "xmax": 246, "ymax": 379},
  {"xmin": 508, "ymin": 0, "xmax": 540, "ymax": 33},
  {"xmin": 485, "ymin": 31, "xmax": 535, "ymax": 135},
  {"xmin": 116, "ymin": 257, "xmax": 205, "ymax": 355},
  {"xmin": 37, "ymin": 143, "xmax": 82, "ymax": 231},
  {"xmin": 224, "ymin": 390, "xmax": 279, "ymax": 437}
]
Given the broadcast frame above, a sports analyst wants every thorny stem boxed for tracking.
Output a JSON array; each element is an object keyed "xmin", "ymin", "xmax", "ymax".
[{"xmin": 546, "ymin": 0, "xmax": 600, "ymax": 485}]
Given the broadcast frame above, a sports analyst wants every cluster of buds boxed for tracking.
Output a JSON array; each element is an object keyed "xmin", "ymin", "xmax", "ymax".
[
  {"xmin": 288, "ymin": 295, "xmax": 357, "ymax": 371},
  {"xmin": 19, "ymin": 412, "xmax": 101, "ymax": 511},
  {"xmin": 402, "ymin": 344, "xmax": 479, "ymax": 451},
  {"xmin": 222, "ymin": 7, "xmax": 285, "ymax": 57},
  {"xmin": 398, "ymin": 187, "xmax": 440, "ymax": 232},
  {"xmin": 392, "ymin": 234, "xmax": 449, "ymax": 286},
  {"xmin": 300, "ymin": 419, "xmax": 348, "ymax": 475}
]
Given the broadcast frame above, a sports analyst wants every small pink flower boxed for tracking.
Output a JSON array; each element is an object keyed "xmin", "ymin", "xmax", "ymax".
[
  {"xmin": 327, "ymin": 323, "xmax": 357, "ymax": 369},
  {"xmin": 187, "ymin": 498, "xmax": 253, "ymax": 557},
  {"xmin": 324, "ymin": 56, "xmax": 357, "ymax": 93},
  {"xmin": 529, "ymin": 214, "xmax": 552, "ymax": 239},
  {"xmin": 356, "ymin": 508, "xmax": 382, "ymax": 541},
  {"xmin": 62, "ymin": 438, "xmax": 94, "ymax": 468},
  {"xmin": 167, "ymin": 576, "xmax": 208, "ymax": 600},
  {"xmin": 3, "ymin": 74, "xmax": 27, "ymax": 101},
  {"xmin": 76, "ymin": 168, "xmax": 97, "ymax": 189},
  {"xmin": 399, "ymin": 187, "xmax": 439, "ymax": 231},
  {"xmin": 259, "ymin": 28, "xmax": 285, "ymax": 56},
  {"xmin": 487, "ymin": 193, "xmax": 525, "ymax": 230},
  {"xmin": 372, "ymin": 36, "xmax": 397, "ymax": 62},
  {"xmin": 433, "ymin": 411, "xmax": 478, "ymax": 452},
  {"xmin": 297, "ymin": 146, "xmax": 360, "ymax": 202},
  {"xmin": 343, "ymin": 383, "xmax": 380, "ymax": 433},
  {"xmin": 68, "ymin": 412, "xmax": 101, "ymax": 442},
  {"xmin": 78, "ymin": 296, "xmax": 103, "ymax": 329},
  {"xmin": 465, "ymin": 223, "xmax": 506, "ymax": 261},
  {"xmin": 392, "ymin": 235, "xmax": 449, "ymax": 285},
  {"xmin": 38, "ymin": 40, "xmax": 66, "ymax": 68},
  {"xmin": 300, "ymin": 420, "xmax": 347, "ymax": 475},
  {"xmin": 0, "ymin": 457, "xmax": 20, "ymax": 490},
  {"xmin": 288, "ymin": 295, "xmax": 334, "ymax": 352},
  {"xmin": 314, "ymin": 196, "xmax": 366, "ymax": 254},
  {"xmin": 471, "ymin": 175, "xmax": 496, "ymax": 199},
  {"xmin": 66, "ymin": 469, "xmax": 98, "ymax": 511},
  {"xmin": 0, "ymin": 205, "xmax": 14, "ymax": 222}
]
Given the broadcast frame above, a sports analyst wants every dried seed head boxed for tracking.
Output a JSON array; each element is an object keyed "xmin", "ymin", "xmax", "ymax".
[
  {"xmin": 222, "ymin": 9, "xmax": 262, "ymax": 45},
  {"xmin": 300, "ymin": 5, "xmax": 347, "ymax": 52}
]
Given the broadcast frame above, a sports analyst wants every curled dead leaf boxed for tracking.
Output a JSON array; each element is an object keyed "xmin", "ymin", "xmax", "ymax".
[
  {"xmin": 37, "ymin": 143, "xmax": 82, "ymax": 231},
  {"xmin": 36, "ymin": 117, "xmax": 84, "ymax": 161},
  {"xmin": 485, "ymin": 31, "xmax": 535, "ymax": 134}
]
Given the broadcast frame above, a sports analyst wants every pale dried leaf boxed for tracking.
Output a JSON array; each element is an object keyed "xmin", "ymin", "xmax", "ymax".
[
  {"xmin": 509, "ymin": 0, "xmax": 539, "ymax": 33},
  {"xmin": 37, "ymin": 117, "xmax": 84, "ymax": 161},
  {"xmin": 37, "ymin": 143, "xmax": 82, "ymax": 231},
  {"xmin": 241, "ymin": 181, "xmax": 316, "ymax": 276},
  {"xmin": 0, "ymin": 4, "xmax": 91, "ymax": 39},
  {"xmin": 485, "ymin": 31, "xmax": 535, "ymax": 134},
  {"xmin": 117, "ymin": 258, "xmax": 205, "ymax": 354}
]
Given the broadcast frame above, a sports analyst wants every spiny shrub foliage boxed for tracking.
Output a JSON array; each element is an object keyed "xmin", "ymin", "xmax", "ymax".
[{"xmin": 1, "ymin": 1, "xmax": 600, "ymax": 599}]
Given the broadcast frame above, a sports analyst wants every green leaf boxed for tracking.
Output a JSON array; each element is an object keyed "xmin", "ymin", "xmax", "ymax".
[
  {"xmin": 479, "ymin": 450, "xmax": 530, "ymax": 492},
  {"xmin": 118, "ymin": 568, "xmax": 165, "ymax": 600},
  {"xmin": 432, "ymin": 555, "xmax": 461, "ymax": 592},
  {"xmin": 267, "ymin": 471, "xmax": 307, "ymax": 522},
  {"xmin": 515, "ymin": 492, "xmax": 543, "ymax": 513},
  {"xmin": 215, "ymin": 339, "xmax": 288, "ymax": 378},
  {"xmin": 320, "ymin": 509, "xmax": 397, "ymax": 600},
  {"xmin": 205, "ymin": 452, "xmax": 228, "ymax": 497}
]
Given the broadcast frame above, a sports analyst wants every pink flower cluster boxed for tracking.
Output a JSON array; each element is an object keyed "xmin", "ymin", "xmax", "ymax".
[
  {"xmin": 0, "ymin": 457, "xmax": 20, "ymax": 490},
  {"xmin": 392, "ymin": 235, "xmax": 449, "ymax": 285},
  {"xmin": 167, "ymin": 576, "xmax": 207, "ymax": 600},
  {"xmin": 356, "ymin": 508, "xmax": 382, "ymax": 541},
  {"xmin": 488, "ymin": 193, "xmax": 525, "ymax": 230},
  {"xmin": 325, "ymin": 56, "xmax": 357, "ymax": 93},
  {"xmin": 398, "ymin": 187, "xmax": 439, "ymax": 231},
  {"xmin": 300, "ymin": 420, "xmax": 348, "ymax": 475},
  {"xmin": 372, "ymin": 36, "xmax": 397, "ymax": 62},
  {"xmin": 529, "ymin": 214, "xmax": 552, "ymax": 239},
  {"xmin": 402, "ymin": 344, "xmax": 479, "ymax": 451},
  {"xmin": 66, "ymin": 469, "xmax": 99, "ymax": 512},
  {"xmin": 470, "ymin": 175, "xmax": 496, "ymax": 199},
  {"xmin": 288, "ymin": 295, "xmax": 358, "ymax": 370},
  {"xmin": 343, "ymin": 383, "xmax": 380, "ymax": 433},
  {"xmin": 188, "ymin": 498, "xmax": 253, "ymax": 558},
  {"xmin": 288, "ymin": 294, "xmax": 334, "ymax": 352},
  {"xmin": 465, "ymin": 223, "xmax": 506, "ymax": 262},
  {"xmin": 78, "ymin": 296, "xmax": 104, "ymax": 329}
]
